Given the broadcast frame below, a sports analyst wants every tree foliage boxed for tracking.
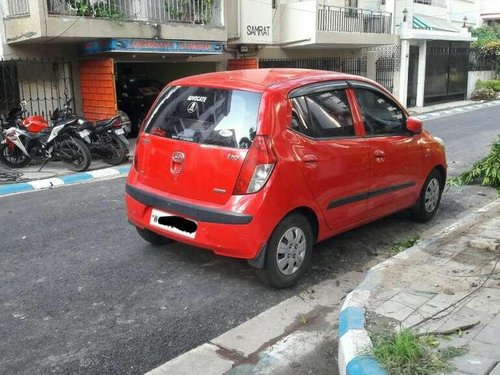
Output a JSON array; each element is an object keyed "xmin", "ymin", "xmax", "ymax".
[{"xmin": 471, "ymin": 24, "xmax": 500, "ymax": 55}]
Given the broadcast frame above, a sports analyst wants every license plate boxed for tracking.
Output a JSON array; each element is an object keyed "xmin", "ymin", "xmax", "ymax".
[
  {"xmin": 114, "ymin": 128, "xmax": 125, "ymax": 135},
  {"xmin": 150, "ymin": 208, "xmax": 197, "ymax": 239},
  {"xmin": 79, "ymin": 129, "xmax": 90, "ymax": 138}
]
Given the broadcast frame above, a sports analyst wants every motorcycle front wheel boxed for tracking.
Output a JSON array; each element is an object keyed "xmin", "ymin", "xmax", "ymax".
[
  {"xmin": 101, "ymin": 133, "xmax": 128, "ymax": 166},
  {"xmin": 0, "ymin": 143, "xmax": 31, "ymax": 168},
  {"xmin": 57, "ymin": 137, "xmax": 91, "ymax": 172}
]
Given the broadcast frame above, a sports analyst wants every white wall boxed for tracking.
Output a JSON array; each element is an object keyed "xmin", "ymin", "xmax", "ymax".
[
  {"xmin": 467, "ymin": 70, "xmax": 495, "ymax": 98},
  {"xmin": 449, "ymin": 0, "xmax": 479, "ymax": 27},
  {"xmin": 280, "ymin": 1, "xmax": 317, "ymax": 44}
]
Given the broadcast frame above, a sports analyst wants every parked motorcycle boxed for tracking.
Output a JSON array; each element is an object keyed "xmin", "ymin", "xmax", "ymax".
[
  {"xmin": 78, "ymin": 116, "xmax": 129, "ymax": 165},
  {"xmin": 50, "ymin": 98, "xmax": 130, "ymax": 165},
  {"xmin": 0, "ymin": 106, "xmax": 24, "ymax": 141},
  {"xmin": 0, "ymin": 117, "xmax": 91, "ymax": 171}
]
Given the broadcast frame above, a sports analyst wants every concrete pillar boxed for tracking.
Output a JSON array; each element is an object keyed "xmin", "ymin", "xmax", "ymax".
[
  {"xmin": 366, "ymin": 51, "xmax": 378, "ymax": 81},
  {"xmin": 416, "ymin": 40, "xmax": 427, "ymax": 108},
  {"xmin": 398, "ymin": 39, "xmax": 410, "ymax": 107}
]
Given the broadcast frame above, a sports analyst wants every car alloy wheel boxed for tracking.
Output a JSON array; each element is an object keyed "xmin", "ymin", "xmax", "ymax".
[{"xmin": 424, "ymin": 178, "xmax": 440, "ymax": 213}]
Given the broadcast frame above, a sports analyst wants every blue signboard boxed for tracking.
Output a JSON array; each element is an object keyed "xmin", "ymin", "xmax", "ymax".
[{"xmin": 80, "ymin": 39, "xmax": 223, "ymax": 55}]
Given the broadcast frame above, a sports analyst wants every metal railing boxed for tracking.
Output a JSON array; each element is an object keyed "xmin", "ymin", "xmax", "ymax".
[
  {"xmin": 47, "ymin": 0, "xmax": 221, "ymax": 25},
  {"xmin": 413, "ymin": 0, "xmax": 447, "ymax": 8},
  {"xmin": 4, "ymin": 0, "xmax": 30, "ymax": 17},
  {"xmin": 260, "ymin": 57, "xmax": 368, "ymax": 77},
  {"xmin": 317, "ymin": 5, "xmax": 392, "ymax": 34}
]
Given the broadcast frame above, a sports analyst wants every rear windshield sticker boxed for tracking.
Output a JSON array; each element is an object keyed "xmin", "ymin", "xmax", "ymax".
[
  {"xmin": 187, "ymin": 102, "xmax": 198, "ymax": 113},
  {"xmin": 187, "ymin": 95, "xmax": 207, "ymax": 102},
  {"xmin": 219, "ymin": 129, "xmax": 233, "ymax": 137}
]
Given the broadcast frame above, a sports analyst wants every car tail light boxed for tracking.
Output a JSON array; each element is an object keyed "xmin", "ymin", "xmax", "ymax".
[
  {"xmin": 233, "ymin": 135, "xmax": 276, "ymax": 195},
  {"xmin": 133, "ymin": 151, "xmax": 139, "ymax": 171}
]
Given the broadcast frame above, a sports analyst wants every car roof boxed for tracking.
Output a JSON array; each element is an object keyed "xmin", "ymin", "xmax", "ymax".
[{"xmin": 169, "ymin": 68, "xmax": 373, "ymax": 93}]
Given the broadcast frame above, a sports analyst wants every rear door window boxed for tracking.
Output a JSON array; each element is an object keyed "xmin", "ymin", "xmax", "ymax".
[
  {"xmin": 146, "ymin": 86, "xmax": 261, "ymax": 149},
  {"xmin": 290, "ymin": 89, "xmax": 355, "ymax": 138}
]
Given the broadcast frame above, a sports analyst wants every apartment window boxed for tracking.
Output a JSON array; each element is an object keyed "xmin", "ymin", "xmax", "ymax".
[{"xmin": 345, "ymin": 0, "xmax": 358, "ymax": 8}]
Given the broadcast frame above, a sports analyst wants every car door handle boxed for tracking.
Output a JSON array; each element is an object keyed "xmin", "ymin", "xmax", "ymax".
[
  {"xmin": 301, "ymin": 153, "xmax": 319, "ymax": 168},
  {"xmin": 302, "ymin": 154, "xmax": 319, "ymax": 162}
]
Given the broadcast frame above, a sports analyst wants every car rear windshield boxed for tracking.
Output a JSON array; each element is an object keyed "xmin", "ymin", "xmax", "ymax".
[{"xmin": 145, "ymin": 86, "xmax": 262, "ymax": 149}]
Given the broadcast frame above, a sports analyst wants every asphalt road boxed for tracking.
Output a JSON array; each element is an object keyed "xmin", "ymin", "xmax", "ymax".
[
  {"xmin": 423, "ymin": 105, "xmax": 500, "ymax": 176},
  {"xmin": 1, "ymin": 107, "xmax": 499, "ymax": 374}
]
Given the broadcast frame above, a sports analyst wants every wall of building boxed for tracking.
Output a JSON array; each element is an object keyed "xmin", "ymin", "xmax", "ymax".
[{"xmin": 467, "ymin": 70, "xmax": 495, "ymax": 98}]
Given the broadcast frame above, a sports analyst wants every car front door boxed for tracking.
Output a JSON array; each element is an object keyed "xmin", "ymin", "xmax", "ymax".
[
  {"xmin": 350, "ymin": 82, "xmax": 422, "ymax": 216},
  {"xmin": 288, "ymin": 82, "xmax": 371, "ymax": 233}
]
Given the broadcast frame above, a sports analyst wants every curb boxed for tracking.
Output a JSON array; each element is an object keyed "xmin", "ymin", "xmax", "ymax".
[
  {"xmin": 337, "ymin": 198, "xmax": 500, "ymax": 375},
  {"xmin": 0, "ymin": 165, "xmax": 130, "ymax": 197},
  {"xmin": 410, "ymin": 100, "xmax": 500, "ymax": 119}
]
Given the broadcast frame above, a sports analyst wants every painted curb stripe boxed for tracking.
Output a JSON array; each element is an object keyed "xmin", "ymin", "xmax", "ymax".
[
  {"xmin": 0, "ymin": 182, "xmax": 34, "ymax": 195},
  {"xmin": 347, "ymin": 356, "xmax": 388, "ymax": 375},
  {"xmin": 59, "ymin": 173, "xmax": 94, "ymax": 184},
  {"xmin": 116, "ymin": 165, "xmax": 131, "ymax": 174},
  {"xmin": 0, "ymin": 165, "xmax": 131, "ymax": 196},
  {"xmin": 339, "ymin": 307, "xmax": 365, "ymax": 337},
  {"xmin": 28, "ymin": 177, "xmax": 65, "ymax": 190}
]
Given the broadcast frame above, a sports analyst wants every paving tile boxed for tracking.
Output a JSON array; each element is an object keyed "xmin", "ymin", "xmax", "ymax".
[
  {"xmin": 474, "ymin": 324, "xmax": 500, "ymax": 346},
  {"xmin": 490, "ymin": 313, "xmax": 500, "ymax": 328},
  {"xmin": 437, "ymin": 336, "xmax": 469, "ymax": 350},
  {"xmin": 451, "ymin": 354, "xmax": 497, "ymax": 375},
  {"xmin": 374, "ymin": 300, "xmax": 413, "ymax": 322},
  {"xmin": 468, "ymin": 340, "xmax": 500, "ymax": 360},
  {"xmin": 465, "ymin": 288, "xmax": 500, "ymax": 314}
]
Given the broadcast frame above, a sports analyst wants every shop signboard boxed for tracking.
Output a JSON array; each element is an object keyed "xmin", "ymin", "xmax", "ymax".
[{"xmin": 80, "ymin": 39, "xmax": 223, "ymax": 55}]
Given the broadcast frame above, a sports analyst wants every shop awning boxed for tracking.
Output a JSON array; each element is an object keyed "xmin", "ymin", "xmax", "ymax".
[{"xmin": 412, "ymin": 15, "xmax": 460, "ymax": 32}]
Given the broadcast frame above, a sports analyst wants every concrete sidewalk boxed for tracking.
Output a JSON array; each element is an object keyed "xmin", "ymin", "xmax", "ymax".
[{"xmin": 339, "ymin": 199, "xmax": 500, "ymax": 375}]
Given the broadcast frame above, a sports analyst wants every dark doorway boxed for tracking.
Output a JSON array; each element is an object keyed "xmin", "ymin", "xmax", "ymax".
[{"xmin": 424, "ymin": 41, "xmax": 469, "ymax": 105}]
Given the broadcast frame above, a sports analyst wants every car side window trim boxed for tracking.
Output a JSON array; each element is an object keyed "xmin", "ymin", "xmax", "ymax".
[
  {"xmin": 348, "ymin": 81, "xmax": 412, "ymax": 137},
  {"xmin": 288, "ymin": 81, "xmax": 348, "ymax": 99},
  {"xmin": 286, "ymin": 127, "xmax": 362, "ymax": 141}
]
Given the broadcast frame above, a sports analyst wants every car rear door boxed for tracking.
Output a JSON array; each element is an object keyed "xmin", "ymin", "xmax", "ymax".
[
  {"xmin": 287, "ymin": 82, "xmax": 371, "ymax": 233},
  {"xmin": 349, "ymin": 82, "xmax": 422, "ymax": 215},
  {"xmin": 136, "ymin": 85, "xmax": 261, "ymax": 205}
]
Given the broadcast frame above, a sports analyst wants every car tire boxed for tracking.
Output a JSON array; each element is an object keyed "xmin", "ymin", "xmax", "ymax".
[
  {"xmin": 411, "ymin": 169, "xmax": 444, "ymax": 222},
  {"xmin": 258, "ymin": 213, "xmax": 313, "ymax": 289},
  {"xmin": 136, "ymin": 226, "xmax": 174, "ymax": 246}
]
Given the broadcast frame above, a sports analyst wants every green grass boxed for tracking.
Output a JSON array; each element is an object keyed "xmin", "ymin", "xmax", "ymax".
[
  {"xmin": 370, "ymin": 329, "xmax": 465, "ymax": 375},
  {"xmin": 388, "ymin": 237, "xmax": 419, "ymax": 256}
]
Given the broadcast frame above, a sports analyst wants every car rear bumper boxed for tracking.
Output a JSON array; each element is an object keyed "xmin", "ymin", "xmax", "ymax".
[{"xmin": 125, "ymin": 185, "xmax": 266, "ymax": 259}]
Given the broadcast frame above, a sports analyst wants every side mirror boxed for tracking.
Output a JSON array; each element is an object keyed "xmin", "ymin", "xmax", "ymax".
[{"xmin": 406, "ymin": 116, "xmax": 422, "ymax": 134}]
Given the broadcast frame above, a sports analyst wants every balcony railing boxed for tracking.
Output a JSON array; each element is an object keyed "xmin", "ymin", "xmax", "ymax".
[
  {"xmin": 317, "ymin": 5, "xmax": 392, "ymax": 34},
  {"xmin": 414, "ymin": 0, "xmax": 447, "ymax": 8},
  {"xmin": 46, "ymin": 0, "xmax": 221, "ymax": 25},
  {"xmin": 4, "ymin": 0, "xmax": 30, "ymax": 17}
]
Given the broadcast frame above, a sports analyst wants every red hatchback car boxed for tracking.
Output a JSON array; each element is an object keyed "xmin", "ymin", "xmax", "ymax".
[{"xmin": 125, "ymin": 69, "xmax": 447, "ymax": 288}]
